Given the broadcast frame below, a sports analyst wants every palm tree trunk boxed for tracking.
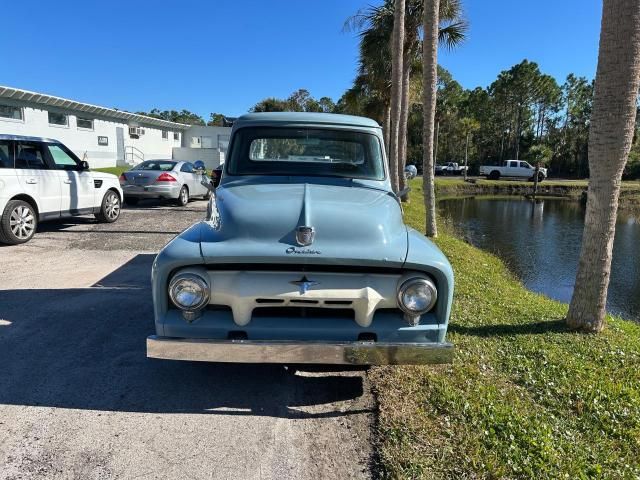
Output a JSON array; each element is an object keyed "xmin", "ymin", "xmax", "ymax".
[
  {"xmin": 422, "ymin": 0, "xmax": 439, "ymax": 237},
  {"xmin": 388, "ymin": 0, "xmax": 406, "ymax": 194},
  {"xmin": 397, "ymin": 50, "xmax": 412, "ymax": 201},
  {"xmin": 566, "ymin": 0, "xmax": 640, "ymax": 332},
  {"xmin": 383, "ymin": 102, "xmax": 391, "ymax": 159}
]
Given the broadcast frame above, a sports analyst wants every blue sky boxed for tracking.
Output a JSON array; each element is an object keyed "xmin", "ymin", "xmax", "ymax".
[{"xmin": 1, "ymin": 0, "xmax": 602, "ymax": 119}]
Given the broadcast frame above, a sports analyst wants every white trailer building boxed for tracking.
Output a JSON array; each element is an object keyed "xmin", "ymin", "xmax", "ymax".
[{"xmin": 0, "ymin": 86, "xmax": 231, "ymax": 170}]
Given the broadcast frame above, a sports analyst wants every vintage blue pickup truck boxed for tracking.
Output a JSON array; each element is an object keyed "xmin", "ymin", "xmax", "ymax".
[{"xmin": 147, "ymin": 112, "xmax": 454, "ymax": 365}]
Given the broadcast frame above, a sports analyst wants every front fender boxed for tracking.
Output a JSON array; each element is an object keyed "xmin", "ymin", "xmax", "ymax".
[
  {"xmin": 403, "ymin": 228, "xmax": 454, "ymax": 342},
  {"xmin": 152, "ymin": 222, "xmax": 205, "ymax": 335}
]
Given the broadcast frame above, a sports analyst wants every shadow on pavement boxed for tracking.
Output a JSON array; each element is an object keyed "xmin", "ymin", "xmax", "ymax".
[{"xmin": 0, "ymin": 254, "xmax": 367, "ymax": 419}]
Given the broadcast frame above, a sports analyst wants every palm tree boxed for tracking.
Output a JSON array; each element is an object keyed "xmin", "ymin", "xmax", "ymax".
[
  {"xmin": 388, "ymin": 0, "xmax": 406, "ymax": 193},
  {"xmin": 566, "ymin": 0, "xmax": 640, "ymax": 332},
  {"xmin": 423, "ymin": 0, "xmax": 440, "ymax": 237},
  {"xmin": 345, "ymin": 0, "xmax": 467, "ymax": 197},
  {"xmin": 398, "ymin": 0, "xmax": 466, "ymax": 198}
]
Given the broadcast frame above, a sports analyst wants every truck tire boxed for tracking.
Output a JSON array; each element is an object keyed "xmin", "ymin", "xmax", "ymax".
[
  {"xmin": 0, "ymin": 199, "xmax": 38, "ymax": 245},
  {"xmin": 489, "ymin": 170, "xmax": 500, "ymax": 180}
]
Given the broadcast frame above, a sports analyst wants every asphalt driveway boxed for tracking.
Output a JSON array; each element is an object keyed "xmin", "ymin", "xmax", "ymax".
[{"xmin": 0, "ymin": 200, "xmax": 373, "ymax": 480}]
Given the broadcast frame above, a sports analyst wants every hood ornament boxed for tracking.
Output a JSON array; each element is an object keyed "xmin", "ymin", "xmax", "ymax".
[
  {"xmin": 289, "ymin": 275, "xmax": 320, "ymax": 295},
  {"xmin": 295, "ymin": 226, "xmax": 315, "ymax": 247}
]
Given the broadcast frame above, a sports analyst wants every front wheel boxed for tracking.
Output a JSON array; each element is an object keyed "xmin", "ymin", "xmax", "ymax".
[
  {"xmin": 0, "ymin": 200, "xmax": 38, "ymax": 245},
  {"xmin": 95, "ymin": 190, "xmax": 121, "ymax": 223},
  {"xmin": 176, "ymin": 185, "xmax": 189, "ymax": 206}
]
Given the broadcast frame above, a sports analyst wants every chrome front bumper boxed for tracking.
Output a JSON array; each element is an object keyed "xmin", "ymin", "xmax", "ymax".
[{"xmin": 147, "ymin": 335, "xmax": 454, "ymax": 365}]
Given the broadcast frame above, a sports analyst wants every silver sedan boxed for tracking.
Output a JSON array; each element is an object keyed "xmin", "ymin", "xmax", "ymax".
[{"xmin": 120, "ymin": 160, "xmax": 211, "ymax": 206}]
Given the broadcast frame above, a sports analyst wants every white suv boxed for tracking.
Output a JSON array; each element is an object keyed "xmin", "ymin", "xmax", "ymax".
[{"xmin": 0, "ymin": 135, "xmax": 123, "ymax": 245}]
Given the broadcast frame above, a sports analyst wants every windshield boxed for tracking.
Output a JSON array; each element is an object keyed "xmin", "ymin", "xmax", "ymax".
[
  {"xmin": 132, "ymin": 160, "xmax": 176, "ymax": 171},
  {"xmin": 227, "ymin": 127, "xmax": 385, "ymax": 180}
]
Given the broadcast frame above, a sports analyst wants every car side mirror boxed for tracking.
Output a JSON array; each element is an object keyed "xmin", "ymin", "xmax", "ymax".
[
  {"xmin": 79, "ymin": 160, "xmax": 90, "ymax": 171},
  {"xmin": 200, "ymin": 178, "xmax": 215, "ymax": 192}
]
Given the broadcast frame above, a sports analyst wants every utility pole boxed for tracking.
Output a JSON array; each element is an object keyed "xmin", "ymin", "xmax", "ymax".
[
  {"xmin": 464, "ymin": 131, "xmax": 470, "ymax": 181},
  {"xmin": 433, "ymin": 120, "xmax": 440, "ymax": 173}
]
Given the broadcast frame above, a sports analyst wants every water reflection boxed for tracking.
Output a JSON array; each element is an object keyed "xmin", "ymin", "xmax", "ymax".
[{"xmin": 440, "ymin": 197, "xmax": 640, "ymax": 321}]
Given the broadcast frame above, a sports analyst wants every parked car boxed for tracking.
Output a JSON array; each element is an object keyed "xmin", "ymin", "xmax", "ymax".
[
  {"xmin": 147, "ymin": 112, "xmax": 454, "ymax": 366},
  {"xmin": 435, "ymin": 162, "xmax": 468, "ymax": 175},
  {"xmin": 480, "ymin": 160, "xmax": 547, "ymax": 181},
  {"xmin": 404, "ymin": 164, "xmax": 418, "ymax": 180},
  {"xmin": 0, "ymin": 135, "xmax": 122, "ymax": 245},
  {"xmin": 119, "ymin": 160, "xmax": 211, "ymax": 206}
]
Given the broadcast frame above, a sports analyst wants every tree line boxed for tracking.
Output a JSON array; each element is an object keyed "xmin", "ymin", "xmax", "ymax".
[
  {"xmin": 135, "ymin": 109, "xmax": 230, "ymax": 127},
  {"xmin": 339, "ymin": 56, "xmax": 640, "ymax": 180}
]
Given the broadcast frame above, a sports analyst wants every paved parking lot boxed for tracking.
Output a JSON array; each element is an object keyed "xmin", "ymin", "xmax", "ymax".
[{"xmin": 0, "ymin": 200, "xmax": 372, "ymax": 480}]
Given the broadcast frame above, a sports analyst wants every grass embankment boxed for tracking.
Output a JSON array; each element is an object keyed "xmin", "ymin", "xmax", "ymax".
[
  {"xmin": 371, "ymin": 179, "xmax": 640, "ymax": 479},
  {"xmin": 434, "ymin": 177, "xmax": 640, "ymax": 206}
]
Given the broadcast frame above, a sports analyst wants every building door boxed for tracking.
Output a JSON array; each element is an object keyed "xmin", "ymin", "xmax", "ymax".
[
  {"xmin": 116, "ymin": 127, "xmax": 125, "ymax": 162},
  {"xmin": 218, "ymin": 135, "xmax": 230, "ymax": 152}
]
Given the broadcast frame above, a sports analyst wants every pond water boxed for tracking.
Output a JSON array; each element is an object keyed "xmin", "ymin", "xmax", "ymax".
[{"xmin": 439, "ymin": 197, "xmax": 640, "ymax": 321}]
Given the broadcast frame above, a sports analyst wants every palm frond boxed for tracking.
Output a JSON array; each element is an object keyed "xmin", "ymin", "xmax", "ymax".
[{"xmin": 439, "ymin": 20, "xmax": 468, "ymax": 51}]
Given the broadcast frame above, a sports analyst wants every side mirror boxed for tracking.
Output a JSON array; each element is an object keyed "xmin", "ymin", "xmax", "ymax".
[
  {"xmin": 79, "ymin": 160, "xmax": 90, "ymax": 171},
  {"xmin": 200, "ymin": 178, "xmax": 215, "ymax": 192}
]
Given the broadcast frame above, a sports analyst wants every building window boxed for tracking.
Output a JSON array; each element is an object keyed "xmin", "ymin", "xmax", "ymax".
[
  {"xmin": 173, "ymin": 132, "xmax": 179, "ymax": 141},
  {"xmin": 0, "ymin": 104, "xmax": 23, "ymax": 121},
  {"xmin": 77, "ymin": 117, "xmax": 94, "ymax": 130},
  {"xmin": 162, "ymin": 130, "xmax": 168, "ymax": 140},
  {"xmin": 48, "ymin": 111, "xmax": 68, "ymax": 127}
]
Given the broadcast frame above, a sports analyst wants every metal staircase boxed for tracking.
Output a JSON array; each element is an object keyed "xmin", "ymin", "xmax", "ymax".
[{"xmin": 123, "ymin": 146, "xmax": 144, "ymax": 166}]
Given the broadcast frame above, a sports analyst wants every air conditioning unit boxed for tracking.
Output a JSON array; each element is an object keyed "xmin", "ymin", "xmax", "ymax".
[{"xmin": 128, "ymin": 126, "xmax": 145, "ymax": 137}]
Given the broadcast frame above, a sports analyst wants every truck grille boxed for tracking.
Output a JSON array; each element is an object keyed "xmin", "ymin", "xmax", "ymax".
[{"xmin": 204, "ymin": 269, "xmax": 404, "ymax": 328}]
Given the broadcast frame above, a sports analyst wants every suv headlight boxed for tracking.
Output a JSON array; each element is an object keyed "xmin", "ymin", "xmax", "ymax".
[
  {"xmin": 397, "ymin": 277, "xmax": 438, "ymax": 322},
  {"xmin": 169, "ymin": 273, "xmax": 210, "ymax": 314}
]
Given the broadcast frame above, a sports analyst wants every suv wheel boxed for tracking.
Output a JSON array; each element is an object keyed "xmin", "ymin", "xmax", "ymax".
[
  {"xmin": 95, "ymin": 190, "xmax": 121, "ymax": 223},
  {"xmin": 177, "ymin": 186, "xmax": 189, "ymax": 206},
  {"xmin": 0, "ymin": 200, "xmax": 38, "ymax": 245}
]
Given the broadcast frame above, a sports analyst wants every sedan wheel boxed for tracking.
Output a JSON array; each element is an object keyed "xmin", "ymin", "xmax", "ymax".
[
  {"xmin": 177, "ymin": 186, "xmax": 189, "ymax": 206},
  {"xmin": 0, "ymin": 200, "xmax": 38, "ymax": 245}
]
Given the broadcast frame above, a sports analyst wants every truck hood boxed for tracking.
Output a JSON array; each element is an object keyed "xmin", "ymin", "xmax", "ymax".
[{"xmin": 200, "ymin": 182, "xmax": 408, "ymax": 268}]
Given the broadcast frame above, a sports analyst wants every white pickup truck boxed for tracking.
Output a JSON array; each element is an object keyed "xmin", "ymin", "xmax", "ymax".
[
  {"xmin": 480, "ymin": 160, "xmax": 547, "ymax": 181},
  {"xmin": 435, "ymin": 162, "xmax": 468, "ymax": 175}
]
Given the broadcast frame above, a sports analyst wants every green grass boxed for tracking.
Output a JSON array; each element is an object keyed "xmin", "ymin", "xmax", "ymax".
[
  {"xmin": 93, "ymin": 166, "xmax": 128, "ymax": 176},
  {"xmin": 371, "ymin": 179, "xmax": 640, "ymax": 479}
]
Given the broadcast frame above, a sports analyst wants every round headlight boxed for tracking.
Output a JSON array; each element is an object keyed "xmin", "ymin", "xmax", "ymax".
[
  {"xmin": 169, "ymin": 273, "xmax": 210, "ymax": 311},
  {"xmin": 397, "ymin": 277, "xmax": 437, "ymax": 314}
]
